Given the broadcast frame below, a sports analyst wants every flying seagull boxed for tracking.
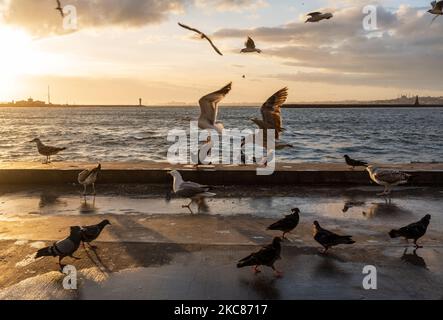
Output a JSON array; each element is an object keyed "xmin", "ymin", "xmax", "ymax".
[
  {"xmin": 344, "ymin": 155, "xmax": 368, "ymax": 170},
  {"xmin": 389, "ymin": 215, "xmax": 431, "ymax": 248},
  {"xmin": 428, "ymin": 1, "xmax": 443, "ymax": 24},
  {"xmin": 30, "ymin": 138, "xmax": 67, "ymax": 164},
  {"xmin": 78, "ymin": 164, "xmax": 101, "ymax": 196},
  {"xmin": 313, "ymin": 221, "xmax": 355, "ymax": 254},
  {"xmin": 268, "ymin": 208, "xmax": 300, "ymax": 239},
  {"xmin": 167, "ymin": 170, "xmax": 215, "ymax": 214},
  {"xmin": 35, "ymin": 226, "xmax": 82, "ymax": 269},
  {"xmin": 366, "ymin": 166, "xmax": 411, "ymax": 196},
  {"xmin": 252, "ymin": 87, "xmax": 288, "ymax": 140},
  {"xmin": 198, "ymin": 82, "xmax": 232, "ymax": 134},
  {"xmin": 305, "ymin": 12, "xmax": 333, "ymax": 23},
  {"xmin": 178, "ymin": 22, "xmax": 223, "ymax": 56},
  {"xmin": 80, "ymin": 219, "xmax": 111, "ymax": 249},
  {"xmin": 237, "ymin": 237, "xmax": 283, "ymax": 277},
  {"xmin": 241, "ymin": 37, "xmax": 262, "ymax": 53},
  {"xmin": 55, "ymin": 0, "xmax": 64, "ymax": 18}
]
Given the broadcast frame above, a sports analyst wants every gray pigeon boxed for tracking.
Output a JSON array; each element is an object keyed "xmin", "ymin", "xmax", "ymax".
[
  {"xmin": 35, "ymin": 226, "xmax": 82, "ymax": 268},
  {"xmin": 313, "ymin": 221, "xmax": 355, "ymax": 253},
  {"xmin": 267, "ymin": 208, "xmax": 300, "ymax": 239},
  {"xmin": 80, "ymin": 219, "xmax": 111, "ymax": 249}
]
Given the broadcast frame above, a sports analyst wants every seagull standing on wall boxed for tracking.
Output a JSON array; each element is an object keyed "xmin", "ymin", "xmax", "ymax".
[
  {"xmin": 30, "ymin": 138, "xmax": 67, "ymax": 164},
  {"xmin": 366, "ymin": 166, "xmax": 411, "ymax": 196}
]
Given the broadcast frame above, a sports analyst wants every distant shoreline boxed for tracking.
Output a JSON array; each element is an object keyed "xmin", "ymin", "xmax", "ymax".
[{"xmin": 1, "ymin": 104, "xmax": 443, "ymax": 108}]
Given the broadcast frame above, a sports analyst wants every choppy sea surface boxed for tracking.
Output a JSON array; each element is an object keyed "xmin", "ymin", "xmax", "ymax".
[{"xmin": 0, "ymin": 107, "xmax": 442, "ymax": 163}]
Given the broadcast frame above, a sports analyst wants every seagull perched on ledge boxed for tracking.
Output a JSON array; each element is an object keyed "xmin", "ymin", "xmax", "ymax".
[
  {"xmin": 30, "ymin": 138, "xmax": 67, "ymax": 164},
  {"xmin": 167, "ymin": 170, "xmax": 215, "ymax": 214},
  {"xmin": 366, "ymin": 166, "xmax": 411, "ymax": 196},
  {"xmin": 78, "ymin": 164, "xmax": 101, "ymax": 196},
  {"xmin": 305, "ymin": 12, "xmax": 333, "ymax": 23}
]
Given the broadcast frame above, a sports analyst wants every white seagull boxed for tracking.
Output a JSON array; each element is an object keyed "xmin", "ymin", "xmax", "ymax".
[
  {"xmin": 198, "ymin": 82, "xmax": 232, "ymax": 134},
  {"xmin": 241, "ymin": 37, "xmax": 262, "ymax": 53},
  {"xmin": 366, "ymin": 166, "xmax": 412, "ymax": 196},
  {"xmin": 168, "ymin": 170, "xmax": 216, "ymax": 214},
  {"xmin": 78, "ymin": 164, "xmax": 101, "ymax": 196},
  {"xmin": 428, "ymin": 1, "xmax": 443, "ymax": 24},
  {"xmin": 178, "ymin": 22, "xmax": 223, "ymax": 56},
  {"xmin": 305, "ymin": 12, "xmax": 333, "ymax": 23}
]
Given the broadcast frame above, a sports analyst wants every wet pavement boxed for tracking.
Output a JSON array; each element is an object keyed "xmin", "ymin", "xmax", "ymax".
[{"xmin": 0, "ymin": 184, "xmax": 442, "ymax": 300}]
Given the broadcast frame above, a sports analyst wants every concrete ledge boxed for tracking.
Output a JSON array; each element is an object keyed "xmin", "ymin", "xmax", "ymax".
[{"xmin": 0, "ymin": 162, "xmax": 442, "ymax": 186}]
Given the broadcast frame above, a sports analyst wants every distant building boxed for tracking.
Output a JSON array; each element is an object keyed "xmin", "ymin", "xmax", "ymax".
[
  {"xmin": 414, "ymin": 96, "xmax": 420, "ymax": 106},
  {"xmin": 14, "ymin": 97, "xmax": 47, "ymax": 107}
]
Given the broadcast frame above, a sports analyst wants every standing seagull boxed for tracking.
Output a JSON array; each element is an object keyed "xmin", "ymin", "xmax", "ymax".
[
  {"xmin": 80, "ymin": 219, "xmax": 112, "ymax": 249},
  {"xmin": 237, "ymin": 237, "xmax": 283, "ymax": 277},
  {"xmin": 241, "ymin": 37, "xmax": 262, "ymax": 53},
  {"xmin": 313, "ymin": 221, "xmax": 355, "ymax": 254},
  {"xmin": 35, "ymin": 226, "xmax": 82, "ymax": 269},
  {"xmin": 168, "ymin": 170, "xmax": 215, "ymax": 214},
  {"xmin": 428, "ymin": 1, "xmax": 443, "ymax": 24},
  {"xmin": 268, "ymin": 208, "xmax": 300, "ymax": 239},
  {"xmin": 78, "ymin": 164, "xmax": 101, "ymax": 196},
  {"xmin": 344, "ymin": 155, "xmax": 368, "ymax": 170},
  {"xmin": 389, "ymin": 215, "xmax": 431, "ymax": 248},
  {"xmin": 367, "ymin": 166, "xmax": 411, "ymax": 196},
  {"xmin": 198, "ymin": 82, "xmax": 232, "ymax": 134},
  {"xmin": 178, "ymin": 22, "xmax": 223, "ymax": 56},
  {"xmin": 30, "ymin": 138, "xmax": 67, "ymax": 164},
  {"xmin": 305, "ymin": 12, "xmax": 333, "ymax": 23},
  {"xmin": 55, "ymin": 0, "xmax": 64, "ymax": 18}
]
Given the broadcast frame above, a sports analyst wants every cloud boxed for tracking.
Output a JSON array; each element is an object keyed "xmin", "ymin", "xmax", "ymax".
[
  {"xmin": 214, "ymin": 5, "xmax": 443, "ymax": 90},
  {"xmin": 0, "ymin": 0, "xmax": 189, "ymax": 36},
  {"xmin": 195, "ymin": 0, "xmax": 268, "ymax": 12}
]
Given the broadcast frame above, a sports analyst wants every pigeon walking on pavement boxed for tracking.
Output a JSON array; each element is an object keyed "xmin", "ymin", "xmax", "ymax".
[
  {"xmin": 389, "ymin": 215, "xmax": 431, "ymax": 248},
  {"xmin": 267, "ymin": 208, "xmax": 300, "ymax": 239},
  {"xmin": 80, "ymin": 219, "xmax": 112, "ymax": 249},
  {"xmin": 313, "ymin": 221, "xmax": 355, "ymax": 253},
  {"xmin": 35, "ymin": 226, "xmax": 82, "ymax": 269},
  {"xmin": 237, "ymin": 237, "xmax": 283, "ymax": 277}
]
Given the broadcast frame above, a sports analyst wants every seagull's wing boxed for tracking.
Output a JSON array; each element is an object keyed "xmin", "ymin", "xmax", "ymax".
[
  {"xmin": 245, "ymin": 37, "xmax": 256, "ymax": 49},
  {"xmin": 374, "ymin": 170, "xmax": 410, "ymax": 184},
  {"xmin": 56, "ymin": 0, "xmax": 61, "ymax": 7},
  {"xmin": 78, "ymin": 169, "xmax": 91, "ymax": 184},
  {"xmin": 202, "ymin": 34, "xmax": 223, "ymax": 56},
  {"xmin": 178, "ymin": 22, "xmax": 203, "ymax": 36},
  {"xmin": 261, "ymin": 87, "xmax": 288, "ymax": 138},
  {"xmin": 308, "ymin": 12, "xmax": 322, "ymax": 16},
  {"xmin": 436, "ymin": 1, "xmax": 443, "ymax": 11},
  {"xmin": 199, "ymin": 83, "xmax": 232, "ymax": 125},
  {"xmin": 181, "ymin": 181, "xmax": 209, "ymax": 189}
]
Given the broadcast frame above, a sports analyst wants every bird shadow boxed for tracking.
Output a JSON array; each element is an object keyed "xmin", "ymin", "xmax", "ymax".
[
  {"xmin": 401, "ymin": 248, "xmax": 428, "ymax": 270},
  {"xmin": 83, "ymin": 243, "xmax": 112, "ymax": 274},
  {"xmin": 39, "ymin": 191, "xmax": 66, "ymax": 209},
  {"xmin": 79, "ymin": 197, "xmax": 97, "ymax": 215}
]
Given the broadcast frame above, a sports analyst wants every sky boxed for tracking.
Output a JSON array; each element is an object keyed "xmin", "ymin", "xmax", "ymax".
[{"xmin": 0, "ymin": 0, "xmax": 441, "ymax": 105}]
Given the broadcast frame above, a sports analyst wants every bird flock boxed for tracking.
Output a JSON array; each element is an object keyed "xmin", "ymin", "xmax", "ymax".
[{"xmin": 31, "ymin": 1, "xmax": 437, "ymax": 276}]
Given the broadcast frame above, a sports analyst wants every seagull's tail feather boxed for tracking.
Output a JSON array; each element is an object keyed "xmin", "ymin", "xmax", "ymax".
[{"xmin": 199, "ymin": 192, "xmax": 216, "ymax": 198}]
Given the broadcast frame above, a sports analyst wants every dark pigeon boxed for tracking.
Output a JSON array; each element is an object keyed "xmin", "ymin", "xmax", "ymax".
[
  {"xmin": 35, "ymin": 226, "xmax": 82, "ymax": 268},
  {"xmin": 80, "ymin": 220, "xmax": 111, "ymax": 248},
  {"xmin": 344, "ymin": 155, "xmax": 368, "ymax": 169},
  {"xmin": 237, "ymin": 237, "xmax": 283, "ymax": 277},
  {"xmin": 389, "ymin": 215, "xmax": 431, "ymax": 248},
  {"xmin": 313, "ymin": 221, "xmax": 355, "ymax": 253},
  {"xmin": 268, "ymin": 208, "xmax": 300, "ymax": 239}
]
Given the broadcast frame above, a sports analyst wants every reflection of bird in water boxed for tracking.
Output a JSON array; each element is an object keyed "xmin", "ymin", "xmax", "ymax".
[
  {"xmin": 79, "ymin": 197, "xmax": 97, "ymax": 215},
  {"xmin": 39, "ymin": 192, "xmax": 64, "ymax": 208},
  {"xmin": 401, "ymin": 248, "xmax": 428, "ymax": 270},
  {"xmin": 239, "ymin": 278, "xmax": 281, "ymax": 300},
  {"xmin": 362, "ymin": 201, "xmax": 412, "ymax": 219},
  {"xmin": 342, "ymin": 200, "xmax": 366, "ymax": 213}
]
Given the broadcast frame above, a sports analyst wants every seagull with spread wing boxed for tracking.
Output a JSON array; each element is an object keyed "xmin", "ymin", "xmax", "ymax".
[
  {"xmin": 305, "ymin": 12, "xmax": 333, "ymax": 23},
  {"xmin": 367, "ymin": 166, "xmax": 411, "ymax": 196},
  {"xmin": 428, "ymin": 1, "xmax": 443, "ymax": 24},
  {"xmin": 241, "ymin": 37, "xmax": 262, "ymax": 53},
  {"xmin": 55, "ymin": 0, "xmax": 64, "ymax": 18},
  {"xmin": 178, "ymin": 22, "xmax": 223, "ymax": 56},
  {"xmin": 198, "ymin": 82, "xmax": 232, "ymax": 134}
]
